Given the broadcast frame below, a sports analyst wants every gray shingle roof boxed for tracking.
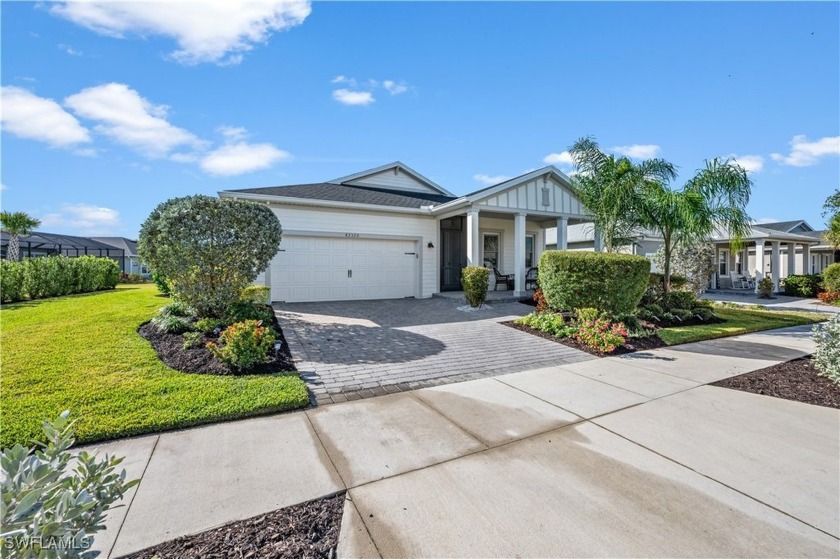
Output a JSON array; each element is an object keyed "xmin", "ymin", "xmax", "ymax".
[
  {"xmin": 754, "ymin": 220, "xmax": 807, "ymax": 233},
  {"xmin": 90, "ymin": 237, "xmax": 138, "ymax": 257},
  {"xmin": 227, "ymin": 183, "xmax": 457, "ymax": 208}
]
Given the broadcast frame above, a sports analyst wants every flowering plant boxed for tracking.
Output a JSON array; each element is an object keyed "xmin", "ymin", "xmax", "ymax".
[
  {"xmin": 207, "ymin": 319, "xmax": 275, "ymax": 371},
  {"xmin": 573, "ymin": 319, "xmax": 628, "ymax": 353}
]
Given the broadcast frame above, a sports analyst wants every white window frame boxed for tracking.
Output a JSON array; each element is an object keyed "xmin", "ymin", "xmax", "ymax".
[
  {"xmin": 482, "ymin": 232, "xmax": 501, "ymax": 270},
  {"xmin": 718, "ymin": 249, "xmax": 728, "ymax": 276}
]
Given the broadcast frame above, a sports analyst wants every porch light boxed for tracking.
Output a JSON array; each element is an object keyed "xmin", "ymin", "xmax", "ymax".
[{"xmin": 427, "ymin": 241, "xmax": 435, "ymax": 248}]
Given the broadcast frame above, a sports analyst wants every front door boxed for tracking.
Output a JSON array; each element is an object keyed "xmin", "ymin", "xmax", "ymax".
[{"xmin": 440, "ymin": 217, "xmax": 466, "ymax": 291}]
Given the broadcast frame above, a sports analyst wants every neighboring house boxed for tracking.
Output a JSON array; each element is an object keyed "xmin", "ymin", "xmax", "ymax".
[
  {"xmin": 545, "ymin": 224, "xmax": 664, "ymax": 268},
  {"xmin": 0, "ymin": 231, "xmax": 150, "ymax": 276},
  {"xmin": 0, "ymin": 231, "xmax": 125, "ymax": 263},
  {"xmin": 219, "ymin": 162, "xmax": 592, "ymax": 303},
  {"xmin": 91, "ymin": 237, "xmax": 150, "ymax": 277},
  {"xmin": 709, "ymin": 220, "xmax": 837, "ymax": 291}
]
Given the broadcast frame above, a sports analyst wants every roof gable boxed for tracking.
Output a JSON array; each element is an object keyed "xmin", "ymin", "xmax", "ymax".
[
  {"xmin": 756, "ymin": 220, "xmax": 813, "ymax": 233},
  {"xmin": 467, "ymin": 166, "xmax": 586, "ymax": 216},
  {"xmin": 329, "ymin": 162, "xmax": 454, "ymax": 196}
]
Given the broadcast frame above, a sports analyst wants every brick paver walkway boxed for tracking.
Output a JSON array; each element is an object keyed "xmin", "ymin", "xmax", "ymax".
[{"xmin": 274, "ymin": 298, "xmax": 593, "ymax": 404}]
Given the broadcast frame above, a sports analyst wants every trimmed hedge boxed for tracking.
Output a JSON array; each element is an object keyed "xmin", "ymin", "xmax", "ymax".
[
  {"xmin": 823, "ymin": 263, "xmax": 840, "ymax": 294},
  {"xmin": 461, "ymin": 266, "xmax": 489, "ymax": 308},
  {"xmin": 0, "ymin": 255, "xmax": 119, "ymax": 303},
  {"xmin": 783, "ymin": 274, "xmax": 822, "ymax": 297},
  {"xmin": 539, "ymin": 250, "xmax": 650, "ymax": 315}
]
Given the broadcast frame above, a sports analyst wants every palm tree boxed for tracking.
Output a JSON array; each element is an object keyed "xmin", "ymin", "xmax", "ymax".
[
  {"xmin": 637, "ymin": 159, "xmax": 753, "ymax": 293},
  {"xmin": 568, "ymin": 137, "xmax": 677, "ymax": 252},
  {"xmin": 1, "ymin": 211, "xmax": 41, "ymax": 262}
]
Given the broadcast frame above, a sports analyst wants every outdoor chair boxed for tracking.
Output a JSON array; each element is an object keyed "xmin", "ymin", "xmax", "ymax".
[
  {"xmin": 492, "ymin": 267, "xmax": 514, "ymax": 291},
  {"xmin": 742, "ymin": 272, "xmax": 756, "ymax": 289},
  {"xmin": 729, "ymin": 272, "xmax": 747, "ymax": 289},
  {"xmin": 525, "ymin": 267, "xmax": 538, "ymax": 290}
]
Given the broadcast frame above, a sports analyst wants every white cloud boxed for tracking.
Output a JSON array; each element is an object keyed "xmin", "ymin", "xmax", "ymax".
[
  {"xmin": 383, "ymin": 80, "xmax": 408, "ymax": 95},
  {"xmin": 39, "ymin": 203, "xmax": 121, "ymax": 235},
  {"xmin": 729, "ymin": 154, "xmax": 764, "ymax": 174},
  {"xmin": 58, "ymin": 44, "xmax": 84, "ymax": 56},
  {"xmin": 50, "ymin": 0, "xmax": 311, "ymax": 65},
  {"xmin": 770, "ymin": 135, "xmax": 840, "ymax": 167},
  {"xmin": 200, "ymin": 142, "xmax": 290, "ymax": 176},
  {"xmin": 0, "ymin": 183, "xmax": 7, "ymax": 191},
  {"xmin": 217, "ymin": 125, "xmax": 248, "ymax": 141},
  {"xmin": 332, "ymin": 89, "xmax": 375, "ymax": 106},
  {"xmin": 65, "ymin": 83, "xmax": 201, "ymax": 158},
  {"xmin": 473, "ymin": 173, "xmax": 512, "ymax": 186},
  {"xmin": 543, "ymin": 151, "xmax": 574, "ymax": 165},
  {"xmin": 1, "ymin": 86, "xmax": 91, "ymax": 148},
  {"xmin": 611, "ymin": 144, "xmax": 661, "ymax": 159}
]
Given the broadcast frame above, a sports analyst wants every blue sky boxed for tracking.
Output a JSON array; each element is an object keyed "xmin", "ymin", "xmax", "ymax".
[{"xmin": 2, "ymin": 1, "xmax": 838, "ymax": 238}]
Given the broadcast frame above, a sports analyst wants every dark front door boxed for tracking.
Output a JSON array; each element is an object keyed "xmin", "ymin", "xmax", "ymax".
[{"xmin": 440, "ymin": 217, "xmax": 466, "ymax": 291}]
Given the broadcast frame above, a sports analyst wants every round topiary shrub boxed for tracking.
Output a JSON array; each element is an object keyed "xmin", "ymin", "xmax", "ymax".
[
  {"xmin": 539, "ymin": 250, "xmax": 650, "ymax": 315},
  {"xmin": 138, "ymin": 195, "xmax": 282, "ymax": 318},
  {"xmin": 461, "ymin": 266, "xmax": 489, "ymax": 308}
]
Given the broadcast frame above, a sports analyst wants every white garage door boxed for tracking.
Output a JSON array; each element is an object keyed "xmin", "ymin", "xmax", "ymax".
[{"xmin": 269, "ymin": 236, "xmax": 418, "ymax": 302}]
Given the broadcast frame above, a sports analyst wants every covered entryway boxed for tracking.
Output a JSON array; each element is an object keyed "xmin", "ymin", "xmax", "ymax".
[{"xmin": 269, "ymin": 236, "xmax": 419, "ymax": 303}]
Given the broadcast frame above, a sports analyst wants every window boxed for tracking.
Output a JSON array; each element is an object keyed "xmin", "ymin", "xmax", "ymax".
[
  {"xmin": 526, "ymin": 235, "xmax": 535, "ymax": 268},
  {"xmin": 483, "ymin": 234, "xmax": 499, "ymax": 269},
  {"xmin": 718, "ymin": 250, "xmax": 728, "ymax": 276},
  {"xmin": 735, "ymin": 252, "xmax": 742, "ymax": 274}
]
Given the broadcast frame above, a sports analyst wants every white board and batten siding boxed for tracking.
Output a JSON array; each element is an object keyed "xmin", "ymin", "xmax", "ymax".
[
  {"xmin": 476, "ymin": 176, "xmax": 583, "ymax": 215},
  {"xmin": 254, "ymin": 204, "xmax": 439, "ymax": 303},
  {"xmin": 344, "ymin": 168, "xmax": 438, "ymax": 194}
]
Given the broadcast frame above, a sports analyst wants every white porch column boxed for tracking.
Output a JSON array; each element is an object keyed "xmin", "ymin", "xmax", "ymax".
[
  {"xmin": 786, "ymin": 243, "xmax": 796, "ymax": 278},
  {"xmin": 754, "ymin": 241, "xmax": 765, "ymax": 293},
  {"xmin": 770, "ymin": 241, "xmax": 781, "ymax": 292},
  {"xmin": 556, "ymin": 217, "xmax": 568, "ymax": 250},
  {"xmin": 466, "ymin": 208, "xmax": 480, "ymax": 267},
  {"xmin": 802, "ymin": 243, "xmax": 811, "ymax": 275},
  {"xmin": 514, "ymin": 212, "xmax": 527, "ymax": 296},
  {"xmin": 711, "ymin": 246, "xmax": 718, "ymax": 289}
]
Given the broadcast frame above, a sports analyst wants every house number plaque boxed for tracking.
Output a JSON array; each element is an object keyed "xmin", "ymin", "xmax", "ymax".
[{"xmin": 345, "ymin": 233, "xmax": 360, "ymax": 238}]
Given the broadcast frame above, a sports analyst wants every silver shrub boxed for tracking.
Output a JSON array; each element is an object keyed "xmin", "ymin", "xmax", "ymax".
[
  {"xmin": 813, "ymin": 314, "xmax": 840, "ymax": 385},
  {"xmin": 1, "ymin": 411, "xmax": 138, "ymax": 558}
]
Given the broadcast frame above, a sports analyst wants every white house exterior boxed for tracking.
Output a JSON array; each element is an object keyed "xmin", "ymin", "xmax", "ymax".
[{"xmin": 219, "ymin": 162, "xmax": 592, "ymax": 303}]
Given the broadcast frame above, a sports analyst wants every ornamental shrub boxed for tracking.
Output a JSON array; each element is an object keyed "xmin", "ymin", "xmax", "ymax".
[
  {"xmin": 813, "ymin": 315, "xmax": 840, "ymax": 384},
  {"xmin": 539, "ymin": 250, "xmax": 650, "ymax": 315},
  {"xmin": 223, "ymin": 301, "xmax": 276, "ymax": 328},
  {"xmin": 151, "ymin": 314, "xmax": 193, "ymax": 334},
  {"xmin": 207, "ymin": 320, "xmax": 275, "ymax": 371},
  {"xmin": 822, "ymin": 263, "xmax": 840, "ymax": 294},
  {"xmin": 182, "ymin": 331, "xmax": 205, "ymax": 350},
  {"xmin": 1, "ymin": 411, "xmax": 137, "ymax": 557},
  {"xmin": 757, "ymin": 277, "xmax": 774, "ymax": 298},
  {"xmin": 0, "ymin": 255, "xmax": 118, "ymax": 303},
  {"xmin": 641, "ymin": 273, "xmax": 688, "ymax": 305},
  {"xmin": 461, "ymin": 265, "xmax": 489, "ymax": 308},
  {"xmin": 818, "ymin": 291, "xmax": 840, "ymax": 305},
  {"xmin": 152, "ymin": 270, "xmax": 171, "ymax": 296},
  {"xmin": 158, "ymin": 301, "xmax": 194, "ymax": 318},
  {"xmin": 241, "ymin": 285, "xmax": 271, "ymax": 305},
  {"xmin": 533, "ymin": 289, "xmax": 549, "ymax": 312},
  {"xmin": 575, "ymin": 307, "xmax": 602, "ymax": 323},
  {"xmin": 572, "ymin": 319, "xmax": 628, "ymax": 353},
  {"xmin": 194, "ymin": 317, "xmax": 225, "ymax": 334},
  {"xmin": 138, "ymin": 195, "xmax": 282, "ymax": 318},
  {"xmin": 783, "ymin": 274, "xmax": 823, "ymax": 297},
  {"xmin": 664, "ymin": 290, "xmax": 697, "ymax": 311},
  {"xmin": 515, "ymin": 311, "xmax": 576, "ymax": 338}
]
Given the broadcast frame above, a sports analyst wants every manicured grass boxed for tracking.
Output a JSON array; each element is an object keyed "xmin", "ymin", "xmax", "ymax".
[
  {"xmin": 657, "ymin": 307, "xmax": 827, "ymax": 346},
  {"xmin": 1, "ymin": 284, "xmax": 310, "ymax": 448}
]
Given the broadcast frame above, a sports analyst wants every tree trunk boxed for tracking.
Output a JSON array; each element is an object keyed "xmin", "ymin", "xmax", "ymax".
[
  {"xmin": 7, "ymin": 234, "xmax": 19, "ymax": 262},
  {"xmin": 662, "ymin": 236, "xmax": 672, "ymax": 295}
]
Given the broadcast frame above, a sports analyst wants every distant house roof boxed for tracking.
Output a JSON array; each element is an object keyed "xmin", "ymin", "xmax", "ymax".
[
  {"xmin": 753, "ymin": 220, "xmax": 813, "ymax": 233},
  {"xmin": 0, "ymin": 231, "xmax": 125, "ymax": 256},
  {"xmin": 90, "ymin": 237, "xmax": 138, "ymax": 257},
  {"xmin": 226, "ymin": 183, "xmax": 457, "ymax": 209}
]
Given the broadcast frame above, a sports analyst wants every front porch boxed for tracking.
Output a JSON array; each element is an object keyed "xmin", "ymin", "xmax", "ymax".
[
  {"xmin": 711, "ymin": 234, "xmax": 820, "ymax": 293},
  {"xmin": 432, "ymin": 168, "xmax": 595, "ymax": 297}
]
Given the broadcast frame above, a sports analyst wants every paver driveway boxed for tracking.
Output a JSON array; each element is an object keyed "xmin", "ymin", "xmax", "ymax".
[{"xmin": 274, "ymin": 297, "xmax": 593, "ymax": 403}]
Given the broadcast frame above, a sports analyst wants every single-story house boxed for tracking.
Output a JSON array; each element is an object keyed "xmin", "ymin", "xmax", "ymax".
[
  {"xmin": 91, "ymin": 237, "xmax": 150, "ymax": 277},
  {"xmin": 220, "ymin": 162, "xmax": 593, "ymax": 303}
]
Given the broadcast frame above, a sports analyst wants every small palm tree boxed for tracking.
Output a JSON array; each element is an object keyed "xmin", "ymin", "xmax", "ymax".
[
  {"xmin": 568, "ymin": 137, "xmax": 677, "ymax": 252},
  {"xmin": 637, "ymin": 159, "xmax": 753, "ymax": 293},
  {"xmin": 1, "ymin": 211, "xmax": 41, "ymax": 261}
]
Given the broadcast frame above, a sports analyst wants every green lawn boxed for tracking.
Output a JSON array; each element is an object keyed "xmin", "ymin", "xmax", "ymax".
[
  {"xmin": 656, "ymin": 307, "xmax": 827, "ymax": 346},
  {"xmin": 1, "ymin": 284, "xmax": 310, "ymax": 448}
]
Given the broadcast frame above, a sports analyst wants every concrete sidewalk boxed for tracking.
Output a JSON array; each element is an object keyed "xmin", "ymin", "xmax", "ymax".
[{"xmin": 88, "ymin": 325, "xmax": 839, "ymax": 558}]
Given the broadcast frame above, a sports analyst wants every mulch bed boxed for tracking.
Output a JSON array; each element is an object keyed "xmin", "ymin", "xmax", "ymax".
[
  {"xmin": 712, "ymin": 356, "xmax": 840, "ymax": 409},
  {"xmin": 123, "ymin": 492, "xmax": 346, "ymax": 559},
  {"xmin": 504, "ymin": 321, "xmax": 666, "ymax": 357},
  {"xmin": 138, "ymin": 306, "xmax": 296, "ymax": 375}
]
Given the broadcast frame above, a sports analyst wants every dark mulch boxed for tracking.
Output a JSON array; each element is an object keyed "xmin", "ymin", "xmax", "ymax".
[
  {"xmin": 124, "ymin": 492, "xmax": 346, "ymax": 559},
  {"xmin": 138, "ymin": 306, "xmax": 296, "ymax": 375},
  {"xmin": 504, "ymin": 321, "xmax": 666, "ymax": 357},
  {"xmin": 712, "ymin": 356, "xmax": 840, "ymax": 409}
]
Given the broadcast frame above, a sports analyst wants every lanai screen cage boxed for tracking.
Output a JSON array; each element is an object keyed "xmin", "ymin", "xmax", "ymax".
[{"xmin": 0, "ymin": 231, "xmax": 125, "ymax": 262}]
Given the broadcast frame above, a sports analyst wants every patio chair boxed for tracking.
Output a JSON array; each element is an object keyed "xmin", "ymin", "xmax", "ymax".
[
  {"xmin": 741, "ymin": 272, "xmax": 756, "ymax": 289},
  {"xmin": 729, "ymin": 272, "xmax": 746, "ymax": 289},
  {"xmin": 525, "ymin": 267, "xmax": 538, "ymax": 290},
  {"xmin": 492, "ymin": 267, "xmax": 514, "ymax": 291}
]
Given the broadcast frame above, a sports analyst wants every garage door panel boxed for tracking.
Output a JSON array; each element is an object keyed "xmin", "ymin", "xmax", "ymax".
[{"xmin": 270, "ymin": 236, "xmax": 417, "ymax": 302}]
